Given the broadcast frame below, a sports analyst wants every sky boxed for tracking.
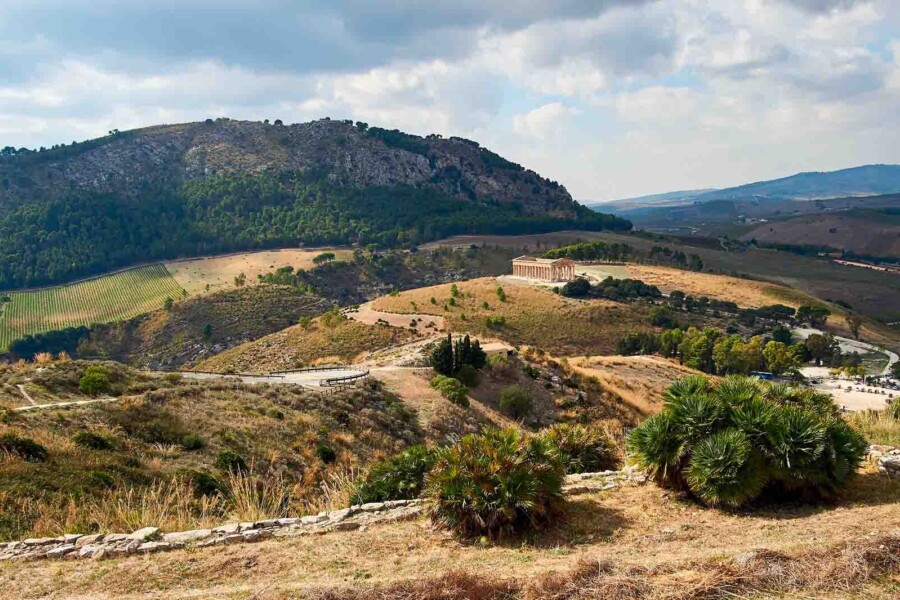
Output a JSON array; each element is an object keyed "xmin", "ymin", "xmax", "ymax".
[{"xmin": 1, "ymin": 0, "xmax": 898, "ymax": 201}]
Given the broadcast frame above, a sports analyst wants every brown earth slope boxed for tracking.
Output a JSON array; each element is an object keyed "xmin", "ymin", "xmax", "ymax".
[{"xmin": 741, "ymin": 213, "xmax": 900, "ymax": 257}]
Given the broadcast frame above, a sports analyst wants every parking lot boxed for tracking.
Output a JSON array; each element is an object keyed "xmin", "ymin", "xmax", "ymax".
[{"xmin": 801, "ymin": 366, "xmax": 897, "ymax": 411}]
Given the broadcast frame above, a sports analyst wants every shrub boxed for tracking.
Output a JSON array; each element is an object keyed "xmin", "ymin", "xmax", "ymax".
[
  {"xmin": 352, "ymin": 445, "xmax": 436, "ymax": 503},
  {"xmin": 78, "ymin": 365, "xmax": 110, "ymax": 396},
  {"xmin": 0, "ymin": 433, "xmax": 48, "ymax": 462},
  {"xmin": 426, "ymin": 428, "xmax": 565, "ymax": 538},
  {"xmin": 181, "ymin": 434, "xmax": 206, "ymax": 451},
  {"xmin": 72, "ymin": 431, "xmax": 113, "ymax": 451},
  {"xmin": 628, "ymin": 375, "xmax": 867, "ymax": 508},
  {"xmin": 430, "ymin": 375, "xmax": 469, "ymax": 407},
  {"xmin": 316, "ymin": 443, "xmax": 337, "ymax": 464},
  {"xmin": 181, "ymin": 469, "xmax": 224, "ymax": 497},
  {"xmin": 455, "ymin": 364, "xmax": 479, "ymax": 388},
  {"xmin": 543, "ymin": 423, "xmax": 617, "ymax": 474},
  {"xmin": 215, "ymin": 450, "xmax": 247, "ymax": 473},
  {"xmin": 87, "ymin": 470, "xmax": 115, "ymax": 489},
  {"xmin": 498, "ymin": 385, "xmax": 533, "ymax": 419}
]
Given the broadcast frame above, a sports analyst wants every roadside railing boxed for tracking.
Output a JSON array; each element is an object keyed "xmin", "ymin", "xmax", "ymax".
[{"xmin": 320, "ymin": 369, "xmax": 370, "ymax": 388}]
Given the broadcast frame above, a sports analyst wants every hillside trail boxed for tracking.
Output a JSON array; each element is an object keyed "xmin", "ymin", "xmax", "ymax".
[{"xmin": 15, "ymin": 383, "xmax": 36, "ymax": 406}]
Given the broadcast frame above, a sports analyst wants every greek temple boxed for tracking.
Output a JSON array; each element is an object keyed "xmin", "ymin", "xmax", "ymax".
[{"xmin": 511, "ymin": 256, "xmax": 577, "ymax": 283}]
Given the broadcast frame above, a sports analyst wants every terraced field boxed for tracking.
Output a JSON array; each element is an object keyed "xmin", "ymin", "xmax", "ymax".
[{"xmin": 0, "ymin": 265, "xmax": 185, "ymax": 350}]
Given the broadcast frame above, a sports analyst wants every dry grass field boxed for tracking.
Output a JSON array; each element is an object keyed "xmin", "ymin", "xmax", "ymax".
[
  {"xmin": 567, "ymin": 355, "xmax": 707, "ymax": 415},
  {"xmin": 166, "ymin": 248, "xmax": 353, "ymax": 295},
  {"xmin": 741, "ymin": 213, "xmax": 900, "ymax": 257},
  {"xmin": 370, "ymin": 277, "xmax": 655, "ymax": 355},
  {"xmin": 627, "ymin": 265, "xmax": 817, "ymax": 308},
  {"xmin": 3, "ymin": 463, "xmax": 897, "ymax": 599},
  {"xmin": 195, "ymin": 316, "xmax": 416, "ymax": 373}
]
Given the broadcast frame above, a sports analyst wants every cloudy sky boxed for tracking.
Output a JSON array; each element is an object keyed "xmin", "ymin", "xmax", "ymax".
[{"xmin": 1, "ymin": 0, "xmax": 898, "ymax": 200}]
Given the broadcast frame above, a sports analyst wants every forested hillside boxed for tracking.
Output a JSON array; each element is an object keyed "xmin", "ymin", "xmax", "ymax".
[{"xmin": 0, "ymin": 119, "xmax": 630, "ymax": 289}]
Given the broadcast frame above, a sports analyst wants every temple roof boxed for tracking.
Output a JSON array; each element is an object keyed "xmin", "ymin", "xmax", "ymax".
[{"xmin": 512, "ymin": 255, "xmax": 574, "ymax": 265}]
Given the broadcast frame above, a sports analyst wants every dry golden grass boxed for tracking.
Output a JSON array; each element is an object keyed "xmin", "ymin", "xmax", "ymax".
[
  {"xmin": 370, "ymin": 277, "xmax": 654, "ymax": 355},
  {"xmin": 166, "ymin": 248, "xmax": 353, "ymax": 295},
  {"xmin": 621, "ymin": 264, "xmax": 818, "ymax": 309},
  {"xmin": 566, "ymin": 355, "xmax": 707, "ymax": 416},
  {"xmin": 847, "ymin": 410, "xmax": 900, "ymax": 447},
  {"xmin": 2, "ymin": 467, "xmax": 897, "ymax": 599},
  {"xmin": 196, "ymin": 316, "xmax": 415, "ymax": 373}
]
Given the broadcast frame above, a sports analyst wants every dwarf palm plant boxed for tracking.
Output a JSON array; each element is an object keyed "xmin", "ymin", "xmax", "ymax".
[
  {"xmin": 426, "ymin": 427, "xmax": 565, "ymax": 538},
  {"xmin": 628, "ymin": 376, "xmax": 866, "ymax": 509},
  {"xmin": 543, "ymin": 423, "xmax": 616, "ymax": 474}
]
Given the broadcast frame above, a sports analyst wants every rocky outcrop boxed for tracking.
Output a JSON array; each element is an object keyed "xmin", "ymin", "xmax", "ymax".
[{"xmin": 1, "ymin": 118, "xmax": 581, "ymax": 218}]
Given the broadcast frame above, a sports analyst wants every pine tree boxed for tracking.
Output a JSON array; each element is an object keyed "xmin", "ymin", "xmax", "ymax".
[{"xmin": 430, "ymin": 333, "xmax": 455, "ymax": 376}]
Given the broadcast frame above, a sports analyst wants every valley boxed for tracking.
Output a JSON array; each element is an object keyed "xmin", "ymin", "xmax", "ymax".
[
  {"xmin": 1, "ymin": 126, "xmax": 899, "ymax": 600},
  {"xmin": 2, "ymin": 228, "xmax": 900, "ymax": 599}
]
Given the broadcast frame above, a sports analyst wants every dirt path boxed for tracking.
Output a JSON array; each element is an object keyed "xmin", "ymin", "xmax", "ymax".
[
  {"xmin": 15, "ymin": 384, "xmax": 36, "ymax": 406},
  {"xmin": 13, "ymin": 397, "xmax": 119, "ymax": 412},
  {"xmin": 345, "ymin": 301, "xmax": 446, "ymax": 335}
]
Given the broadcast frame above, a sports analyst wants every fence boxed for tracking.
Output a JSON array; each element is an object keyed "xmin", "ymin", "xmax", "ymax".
[{"xmin": 320, "ymin": 369, "xmax": 370, "ymax": 388}]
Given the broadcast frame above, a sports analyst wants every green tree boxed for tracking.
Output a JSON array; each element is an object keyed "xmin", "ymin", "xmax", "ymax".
[
  {"xmin": 762, "ymin": 341, "xmax": 800, "ymax": 375},
  {"xmin": 498, "ymin": 385, "xmax": 534, "ymax": 419},
  {"xmin": 771, "ymin": 325, "xmax": 793, "ymax": 345},
  {"xmin": 430, "ymin": 334, "xmax": 455, "ymax": 376},
  {"xmin": 79, "ymin": 365, "xmax": 110, "ymax": 396},
  {"xmin": 797, "ymin": 304, "xmax": 829, "ymax": 327},
  {"xmin": 313, "ymin": 252, "xmax": 336, "ymax": 265},
  {"xmin": 163, "ymin": 297, "xmax": 174, "ymax": 311},
  {"xmin": 233, "ymin": 272, "xmax": 247, "ymax": 287},
  {"xmin": 845, "ymin": 314, "xmax": 862, "ymax": 340}
]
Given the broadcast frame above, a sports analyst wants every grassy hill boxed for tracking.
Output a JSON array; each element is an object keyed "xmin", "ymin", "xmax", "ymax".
[
  {"xmin": 195, "ymin": 316, "xmax": 416, "ymax": 373},
  {"xmin": 741, "ymin": 209, "xmax": 900, "ymax": 258},
  {"xmin": 0, "ymin": 118, "xmax": 629, "ymax": 290}
]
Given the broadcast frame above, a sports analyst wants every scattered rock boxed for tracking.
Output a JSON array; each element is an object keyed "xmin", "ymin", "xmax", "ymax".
[
  {"xmin": 45, "ymin": 544, "xmax": 76, "ymax": 558},
  {"xmin": 213, "ymin": 523, "xmax": 241, "ymax": 535},
  {"xmin": 878, "ymin": 449, "xmax": 900, "ymax": 477},
  {"xmin": 75, "ymin": 534, "xmax": 103, "ymax": 547},
  {"xmin": 138, "ymin": 541, "xmax": 171, "ymax": 554},
  {"xmin": 301, "ymin": 514, "xmax": 329, "ymax": 525},
  {"xmin": 162, "ymin": 529, "xmax": 212, "ymax": 544},
  {"xmin": 23, "ymin": 538, "xmax": 57, "ymax": 546},
  {"xmin": 128, "ymin": 527, "xmax": 160, "ymax": 542},
  {"xmin": 335, "ymin": 522, "xmax": 361, "ymax": 532}
]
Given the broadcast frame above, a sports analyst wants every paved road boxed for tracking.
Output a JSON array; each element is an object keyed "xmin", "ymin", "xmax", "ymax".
[
  {"xmin": 793, "ymin": 328, "xmax": 899, "ymax": 375},
  {"xmin": 175, "ymin": 368, "xmax": 369, "ymax": 388}
]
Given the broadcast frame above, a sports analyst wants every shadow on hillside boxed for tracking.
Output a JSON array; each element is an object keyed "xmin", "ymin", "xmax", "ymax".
[{"xmin": 468, "ymin": 498, "xmax": 632, "ymax": 550}]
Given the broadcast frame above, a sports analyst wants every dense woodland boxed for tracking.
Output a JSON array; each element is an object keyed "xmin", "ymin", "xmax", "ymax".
[{"xmin": 0, "ymin": 171, "xmax": 629, "ymax": 289}]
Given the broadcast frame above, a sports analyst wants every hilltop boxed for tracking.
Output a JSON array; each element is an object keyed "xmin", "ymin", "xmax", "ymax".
[{"xmin": 0, "ymin": 118, "xmax": 629, "ymax": 289}]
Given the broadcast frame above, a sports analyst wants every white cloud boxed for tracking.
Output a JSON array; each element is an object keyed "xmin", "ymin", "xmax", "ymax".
[
  {"xmin": 0, "ymin": 0, "xmax": 898, "ymax": 200},
  {"xmin": 512, "ymin": 102, "xmax": 581, "ymax": 140}
]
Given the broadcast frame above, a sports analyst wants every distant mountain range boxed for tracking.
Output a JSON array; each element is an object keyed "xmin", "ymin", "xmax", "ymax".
[{"xmin": 590, "ymin": 164, "xmax": 900, "ymax": 214}]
